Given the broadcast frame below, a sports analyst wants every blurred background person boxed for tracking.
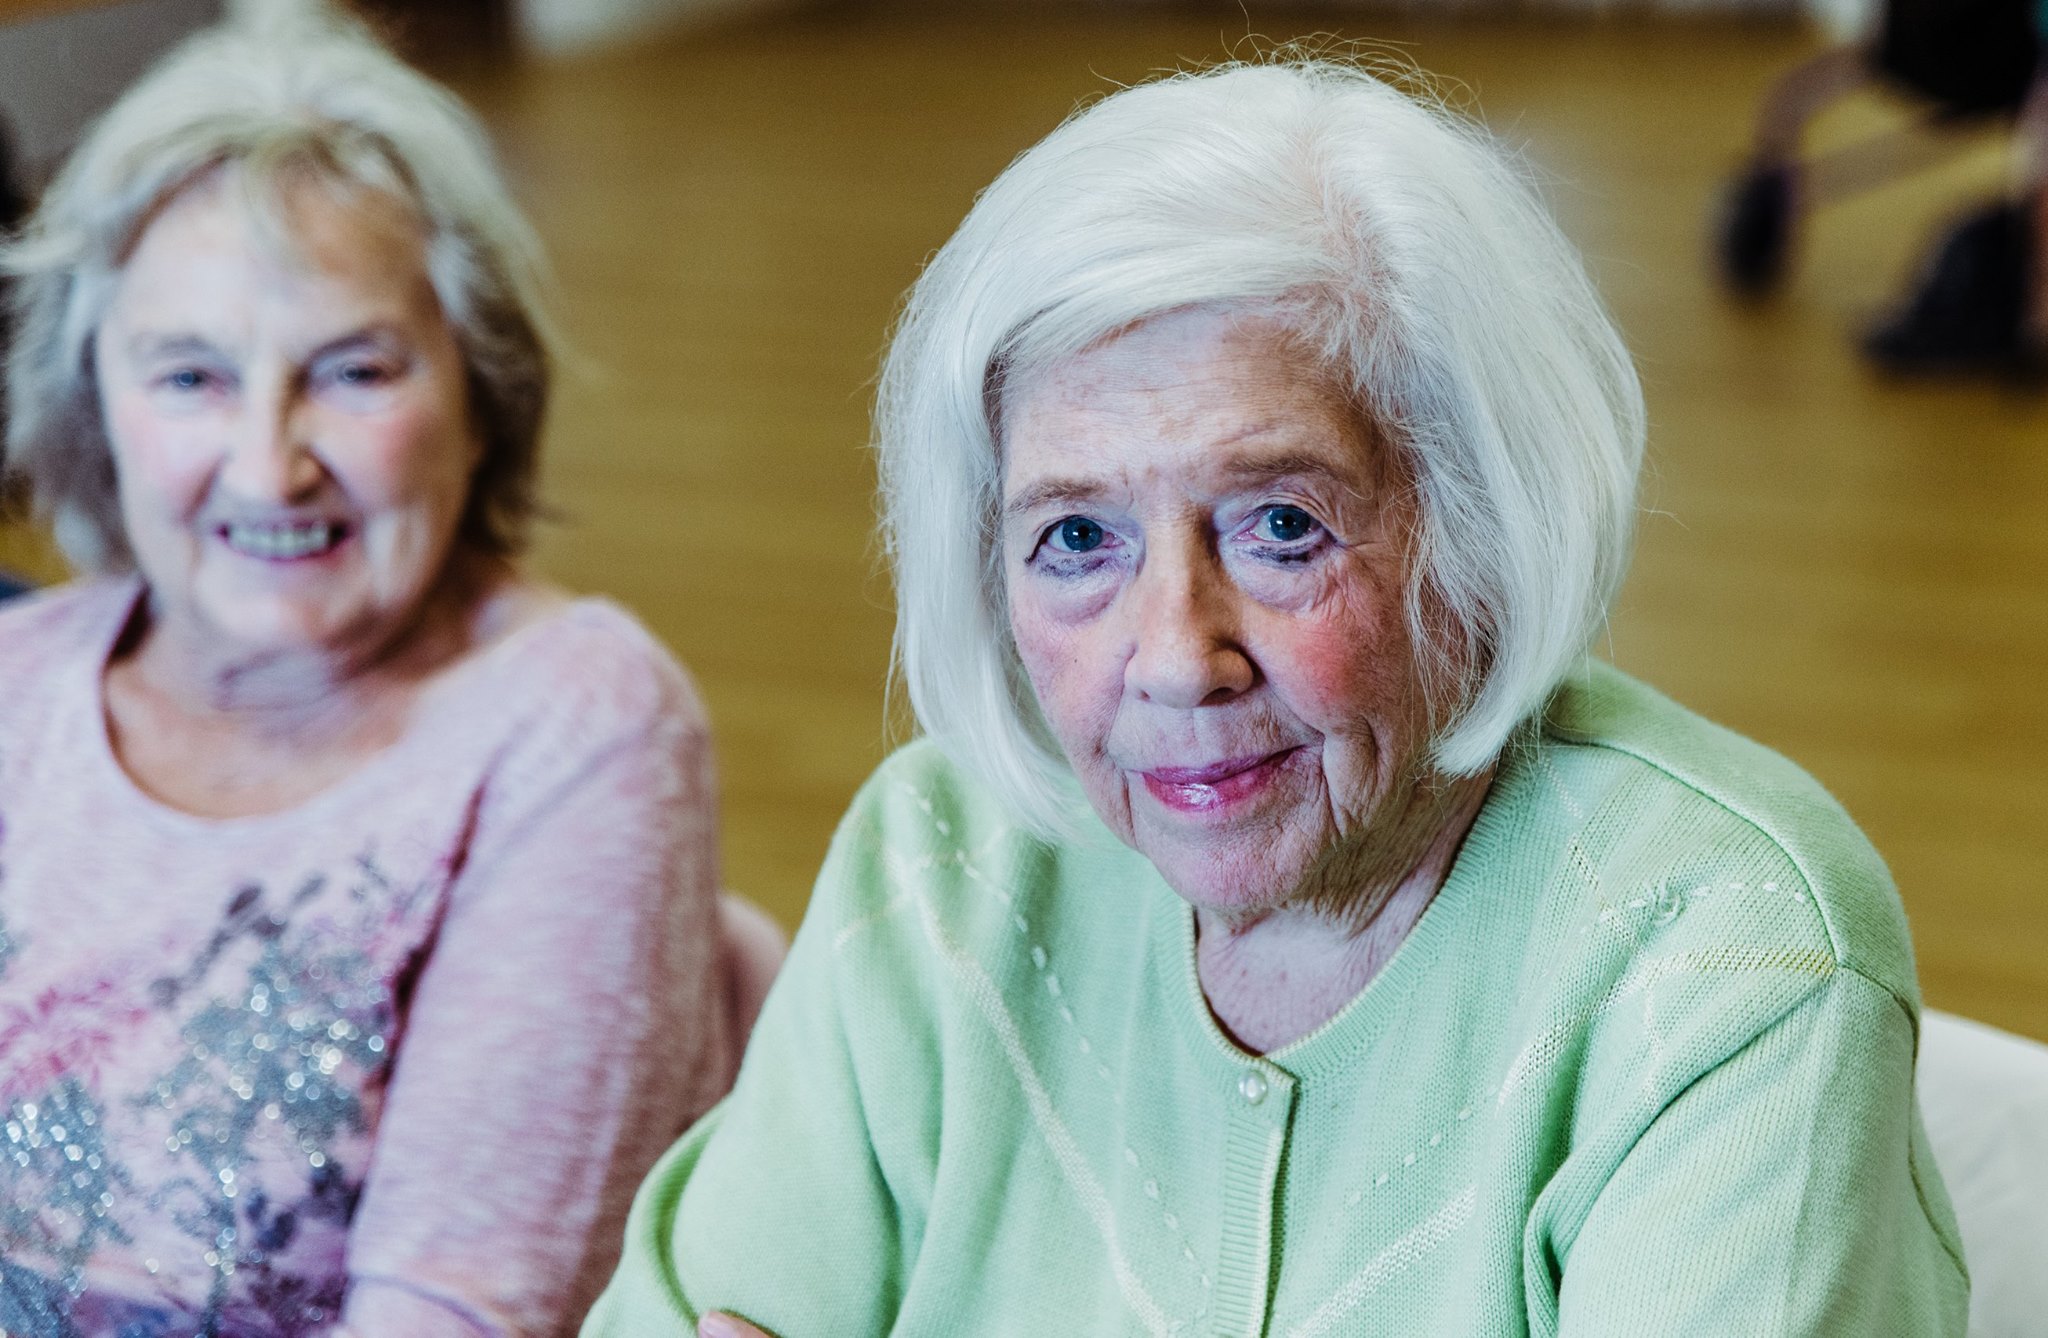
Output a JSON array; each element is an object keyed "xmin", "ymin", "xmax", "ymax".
[
  {"xmin": 1717, "ymin": 0, "xmax": 2048, "ymax": 375},
  {"xmin": 0, "ymin": 8, "xmax": 733, "ymax": 1333}
]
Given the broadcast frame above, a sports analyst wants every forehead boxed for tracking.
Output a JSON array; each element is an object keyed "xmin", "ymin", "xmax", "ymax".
[
  {"xmin": 998, "ymin": 307, "xmax": 1375, "ymax": 495},
  {"xmin": 108, "ymin": 171, "xmax": 439, "ymax": 332}
]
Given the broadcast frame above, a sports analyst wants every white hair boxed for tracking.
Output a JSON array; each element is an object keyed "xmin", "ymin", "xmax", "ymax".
[
  {"xmin": 877, "ymin": 59, "xmax": 1646, "ymax": 837},
  {"xmin": 2, "ymin": 4, "xmax": 556, "ymax": 570}
]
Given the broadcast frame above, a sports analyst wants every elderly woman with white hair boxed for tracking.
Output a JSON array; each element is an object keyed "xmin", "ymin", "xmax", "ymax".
[
  {"xmin": 0, "ymin": 13, "xmax": 736, "ymax": 1335},
  {"xmin": 589, "ymin": 58, "xmax": 1969, "ymax": 1338}
]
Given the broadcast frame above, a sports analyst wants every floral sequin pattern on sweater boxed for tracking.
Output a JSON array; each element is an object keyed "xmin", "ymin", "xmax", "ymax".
[{"xmin": 0, "ymin": 844, "xmax": 433, "ymax": 1336}]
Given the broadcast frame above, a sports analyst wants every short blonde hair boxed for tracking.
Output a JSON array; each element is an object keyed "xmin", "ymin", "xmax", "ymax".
[
  {"xmin": 2, "ymin": 7, "xmax": 555, "ymax": 570},
  {"xmin": 877, "ymin": 60, "xmax": 1646, "ymax": 836}
]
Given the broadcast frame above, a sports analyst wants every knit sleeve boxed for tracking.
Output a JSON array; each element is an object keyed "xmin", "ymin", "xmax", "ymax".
[
  {"xmin": 338, "ymin": 624, "xmax": 733, "ymax": 1337},
  {"xmin": 582, "ymin": 780, "xmax": 920, "ymax": 1338},
  {"xmin": 1551, "ymin": 967, "xmax": 1969, "ymax": 1336}
]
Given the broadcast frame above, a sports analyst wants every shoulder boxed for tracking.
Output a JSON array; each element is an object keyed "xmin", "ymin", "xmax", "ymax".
[
  {"xmin": 0, "ymin": 579, "xmax": 134, "ymax": 757},
  {"xmin": 441, "ymin": 595, "xmax": 711, "ymax": 815},
  {"xmin": 832, "ymin": 737, "xmax": 1026, "ymax": 857},
  {"xmin": 0, "ymin": 577, "xmax": 132, "ymax": 679},
  {"xmin": 485, "ymin": 595, "xmax": 704, "ymax": 726},
  {"xmin": 465, "ymin": 596, "xmax": 707, "ymax": 752},
  {"xmin": 1523, "ymin": 660, "xmax": 1914, "ymax": 1008},
  {"xmin": 814, "ymin": 739, "xmax": 1017, "ymax": 934},
  {"xmin": 809, "ymin": 738, "xmax": 1150, "ymax": 975}
]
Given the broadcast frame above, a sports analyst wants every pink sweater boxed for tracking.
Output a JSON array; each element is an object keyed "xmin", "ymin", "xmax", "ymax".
[{"xmin": 0, "ymin": 578, "xmax": 734, "ymax": 1336}]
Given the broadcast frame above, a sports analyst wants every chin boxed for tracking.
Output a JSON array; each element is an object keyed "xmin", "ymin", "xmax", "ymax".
[
  {"xmin": 1134, "ymin": 827, "xmax": 1310, "ymax": 921},
  {"xmin": 192, "ymin": 589, "xmax": 363, "ymax": 657}
]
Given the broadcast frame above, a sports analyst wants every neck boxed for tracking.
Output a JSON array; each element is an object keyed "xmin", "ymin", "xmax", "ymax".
[
  {"xmin": 1195, "ymin": 767, "xmax": 1493, "ymax": 1054},
  {"xmin": 116, "ymin": 555, "xmax": 498, "ymax": 742}
]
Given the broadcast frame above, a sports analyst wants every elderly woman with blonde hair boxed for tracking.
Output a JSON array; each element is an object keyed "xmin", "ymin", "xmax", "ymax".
[
  {"xmin": 589, "ymin": 58, "xmax": 1969, "ymax": 1338},
  {"xmin": 0, "ymin": 12, "xmax": 737, "ymax": 1334}
]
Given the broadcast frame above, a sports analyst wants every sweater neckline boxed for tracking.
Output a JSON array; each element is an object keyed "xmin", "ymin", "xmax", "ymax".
[
  {"xmin": 72, "ymin": 576, "xmax": 599, "ymax": 837},
  {"xmin": 1151, "ymin": 747, "xmax": 1536, "ymax": 1086}
]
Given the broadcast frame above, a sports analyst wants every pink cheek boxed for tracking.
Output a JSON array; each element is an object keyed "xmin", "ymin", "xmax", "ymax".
[
  {"xmin": 104, "ymin": 397, "xmax": 173, "ymax": 464},
  {"xmin": 343, "ymin": 410, "xmax": 468, "ymax": 504},
  {"xmin": 1263, "ymin": 554, "xmax": 1423, "ymax": 720},
  {"xmin": 1264, "ymin": 610, "xmax": 1412, "ymax": 733},
  {"xmin": 104, "ymin": 406, "xmax": 212, "ymax": 516},
  {"xmin": 1282, "ymin": 627, "xmax": 1361, "ymax": 710},
  {"xmin": 104, "ymin": 395, "xmax": 149, "ymax": 444}
]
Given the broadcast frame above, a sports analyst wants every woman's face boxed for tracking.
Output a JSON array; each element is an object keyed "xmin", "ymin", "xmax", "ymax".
[
  {"xmin": 94, "ymin": 174, "xmax": 481, "ymax": 661},
  {"xmin": 1002, "ymin": 307, "xmax": 1441, "ymax": 921}
]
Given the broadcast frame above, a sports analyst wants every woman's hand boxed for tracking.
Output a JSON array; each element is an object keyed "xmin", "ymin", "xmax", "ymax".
[{"xmin": 698, "ymin": 1314, "xmax": 778, "ymax": 1338}]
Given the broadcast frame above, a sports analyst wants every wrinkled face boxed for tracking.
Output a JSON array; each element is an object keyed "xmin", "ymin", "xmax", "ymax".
[
  {"xmin": 94, "ymin": 173, "xmax": 480, "ymax": 661},
  {"xmin": 1001, "ymin": 307, "xmax": 1440, "ymax": 919}
]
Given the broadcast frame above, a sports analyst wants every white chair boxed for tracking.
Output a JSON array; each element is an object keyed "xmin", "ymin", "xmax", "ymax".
[{"xmin": 1917, "ymin": 1009, "xmax": 2048, "ymax": 1338}]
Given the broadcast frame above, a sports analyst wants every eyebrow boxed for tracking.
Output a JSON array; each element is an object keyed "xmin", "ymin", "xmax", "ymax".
[
  {"xmin": 1213, "ymin": 451, "xmax": 1364, "ymax": 492},
  {"xmin": 121, "ymin": 323, "xmax": 407, "ymax": 365},
  {"xmin": 1002, "ymin": 477, "xmax": 1108, "ymax": 522},
  {"xmin": 123, "ymin": 332, "xmax": 225, "ymax": 361},
  {"xmin": 303, "ymin": 326, "xmax": 409, "ymax": 364},
  {"xmin": 1001, "ymin": 450, "xmax": 1367, "ymax": 522}
]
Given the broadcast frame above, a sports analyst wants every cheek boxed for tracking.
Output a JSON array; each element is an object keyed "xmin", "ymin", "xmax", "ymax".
[
  {"xmin": 1283, "ymin": 625, "xmax": 1371, "ymax": 712},
  {"xmin": 339, "ymin": 406, "xmax": 476, "ymax": 516},
  {"xmin": 1008, "ymin": 585, "xmax": 1121, "ymax": 756},
  {"xmin": 1261, "ymin": 575, "xmax": 1425, "ymax": 744},
  {"xmin": 1009, "ymin": 594, "xmax": 1081, "ymax": 721},
  {"xmin": 104, "ymin": 399, "xmax": 210, "ymax": 520}
]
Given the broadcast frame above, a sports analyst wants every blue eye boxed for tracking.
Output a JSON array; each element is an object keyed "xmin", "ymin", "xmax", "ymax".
[
  {"xmin": 1051, "ymin": 516, "xmax": 1107, "ymax": 553},
  {"xmin": 165, "ymin": 368, "xmax": 210, "ymax": 391},
  {"xmin": 1257, "ymin": 505, "xmax": 1318, "ymax": 544}
]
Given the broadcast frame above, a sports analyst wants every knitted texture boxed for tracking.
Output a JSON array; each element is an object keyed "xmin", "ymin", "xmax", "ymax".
[
  {"xmin": 0, "ymin": 578, "xmax": 734, "ymax": 1336},
  {"xmin": 588, "ymin": 662, "xmax": 1967, "ymax": 1337}
]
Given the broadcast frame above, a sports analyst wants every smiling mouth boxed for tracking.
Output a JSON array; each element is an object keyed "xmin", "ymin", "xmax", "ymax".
[
  {"xmin": 218, "ymin": 520, "xmax": 348, "ymax": 561},
  {"xmin": 1139, "ymin": 748, "xmax": 1301, "ymax": 814}
]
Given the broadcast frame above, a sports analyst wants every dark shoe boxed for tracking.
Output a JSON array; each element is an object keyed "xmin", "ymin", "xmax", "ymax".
[{"xmin": 1863, "ymin": 198, "xmax": 2043, "ymax": 379}]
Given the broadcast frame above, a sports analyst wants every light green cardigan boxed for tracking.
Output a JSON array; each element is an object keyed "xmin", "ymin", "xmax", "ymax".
[{"xmin": 586, "ymin": 664, "xmax": 1968, "ymax": 1336}]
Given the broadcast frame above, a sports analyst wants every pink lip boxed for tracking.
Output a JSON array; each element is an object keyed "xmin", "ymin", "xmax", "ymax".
[{"xmin": 1139, "ymin": 748, "xmax": 1301, "ymax": 814}]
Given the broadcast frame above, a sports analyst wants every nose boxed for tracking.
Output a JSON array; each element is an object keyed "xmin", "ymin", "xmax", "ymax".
[
  {"xmin": 1123, "ymin": 535, "xmax": 1255, "ymax": 709},
  {"xmin": 219, "ymin": 383, "xmax": 324, "ymax": 504}
]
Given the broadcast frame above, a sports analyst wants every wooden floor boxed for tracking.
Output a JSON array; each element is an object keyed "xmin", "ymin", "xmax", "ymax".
[{"xmin": 6, "ymin": 8, "xmax": 2043, "ymax": 1039}]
